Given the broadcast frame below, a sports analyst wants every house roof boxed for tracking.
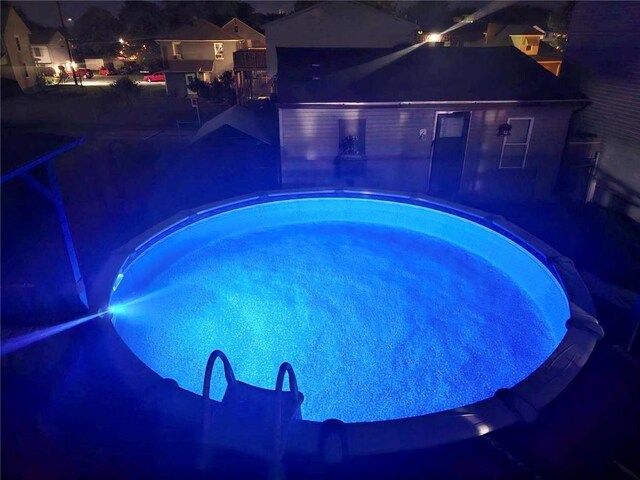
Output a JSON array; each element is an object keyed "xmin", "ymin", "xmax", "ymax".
[
  {"xmin": 486, "ymin": 24, "xmax": 544, "ymax": 47},
  {"xmin": 2, "ymin": 5, "xmax": 31, "ymax": 38},
  {"xmin": 157, "ymin": 18, "xmax": 240, "ymax": 41},
  {"xmin": 29, "ymin": 26, "xmax": 63, "ymax": 45},
  {"xmin": 534, "ymin": 41, "xmax": 563, "ymax": 61},
  {"xmin": 193, "ymin": 105, "xmax": 279, "ymax": 145},
  {"xmin": 263, "ymin": 1, "xmax": 419, "ymax": 31},
  {"xmin": 222, "ymin": 17, "xmax": 265, "ymax": 39},
  {"xmin": 276, "ymin": 45, "xmax": 586, "ymax": 104},
  {"xmin": 1, "ymin": 4, "xmax": 10, "ymax": 34}
]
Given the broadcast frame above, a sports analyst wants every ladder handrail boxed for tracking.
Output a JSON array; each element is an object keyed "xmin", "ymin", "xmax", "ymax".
[
  {"xmin": 275, "ymin": 362, "xmax": 299, "ymax": 396},
  {"xmin": 202, "ymin": 349, "xmax": 236, "ymax": 400}
]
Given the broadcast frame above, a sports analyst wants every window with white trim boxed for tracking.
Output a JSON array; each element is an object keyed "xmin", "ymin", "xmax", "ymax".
[
  {"xmin": 214, "ymin": 42, "xmax": 224, "ymax": 60},
  {"xmin": 172, "ymin": 42, "xmax": 182, "ymax": 59},
  {"xmin": 33, "ymin": 47, "xmax": 42, "ymax": 57},
  {"xmin": 500, "ymin": 118, "xmax": 533, "ymax": 168}
]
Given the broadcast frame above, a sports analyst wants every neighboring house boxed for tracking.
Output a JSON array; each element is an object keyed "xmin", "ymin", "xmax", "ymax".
[
  {"xmin": 222, "ymin": 17, "xmax": 265, "ymax": 48},
  {"xmin": 475, "ymin": 23, "xmax": 563, "ymax": 76},
  {"xmin": 156, "ymin": 19, "xmax": 241, "ymax": 97},
  {"xmin": 29, "ymin": 27, "xmax": 67, "ymax": 74},
  {"xmin": 276, "ymin": 45, "xmax": 587, "ymax": 201},
  {"xmin": 263, "ymin": 1, "xmax": 421, "ymax": 77},
  {"xmin": 1, "ymin": 5, "xmax": 36, "ymax": 92},
  {"xmin": 562, "ymin": 1, "xmax": 640, "ymax": 222},
  {"xmin": 223, "ymin": 18, "xmax": 269, "ymax": 106}
]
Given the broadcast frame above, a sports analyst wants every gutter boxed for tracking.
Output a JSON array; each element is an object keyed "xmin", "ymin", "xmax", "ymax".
[{"xmin": 279, "ymin": 99, "xmax": 590, "ymax": 108}]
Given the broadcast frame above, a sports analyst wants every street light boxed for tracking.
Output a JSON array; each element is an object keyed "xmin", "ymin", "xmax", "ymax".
[{"xmin": 119, "ymin": 38, "xmax": 125, "ymax": 44}]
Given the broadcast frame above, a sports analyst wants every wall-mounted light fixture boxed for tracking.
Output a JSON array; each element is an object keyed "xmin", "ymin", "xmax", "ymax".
[
  {"xmin": 497, "ymin": 123, "xmax": 512, "ymax": 137},
  {"xmin": 426, "ymin": 33, "xmax": 442, "ymax": 43}
]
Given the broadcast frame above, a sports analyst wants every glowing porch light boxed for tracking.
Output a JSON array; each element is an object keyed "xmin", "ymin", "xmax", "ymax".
[{"xmin": 426, "ymin": 33, "xmax": 442, "ymax": 43}]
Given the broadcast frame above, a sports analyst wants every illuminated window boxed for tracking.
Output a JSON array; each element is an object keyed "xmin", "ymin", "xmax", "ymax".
[
  {"xmin": 15, "ymin": 36, "xmax": 22, "ymax": 51},
  {"xmin": 172, "ymin": 42, "xmax": 182, "ymax": 59},
  {"xmin": 499, "ymin": 118, "xmax": 533, "ymax": 168},
  {"xmin": 214, "ymin": 43, "xmax": 224, "ymax": 60}
]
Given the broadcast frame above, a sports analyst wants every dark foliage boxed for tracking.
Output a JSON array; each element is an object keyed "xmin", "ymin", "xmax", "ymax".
[
  {"xmin": 187, "ymin": 72, "xmax": 236, "ymax": 104},
  {"xmin": 71, "ymin": 7, "xmax": 122, "ymax": 58}
]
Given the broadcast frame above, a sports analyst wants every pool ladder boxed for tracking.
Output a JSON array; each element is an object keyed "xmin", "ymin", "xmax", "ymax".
[{"xmin": 200, "ymin": 350, "xmax": 304, "ymax": 477}]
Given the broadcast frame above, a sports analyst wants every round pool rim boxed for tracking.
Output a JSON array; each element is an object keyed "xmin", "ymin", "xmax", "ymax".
[{"xmin": 94, "ymin": 189, "xmax": 604, "ymax": 458}]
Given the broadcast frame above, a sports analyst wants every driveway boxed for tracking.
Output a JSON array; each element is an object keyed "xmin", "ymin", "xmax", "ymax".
[{"xmin": 59, "ymin": 74, "xmax": 165, "ymax": 88}]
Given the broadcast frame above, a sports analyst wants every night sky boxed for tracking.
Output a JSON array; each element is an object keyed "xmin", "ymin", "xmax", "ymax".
[
  {"xmin": 16, "ymin": 1, "xmax": 564, "ymax": 29},
  {"xmin": 17, "ymin": 1, "xmax": 298, "ymax": 27}
]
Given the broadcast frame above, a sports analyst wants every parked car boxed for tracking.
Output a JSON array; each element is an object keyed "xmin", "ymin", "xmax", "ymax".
[
  {"xmin": 99, "ymin": 66, "xmax": 117, "ymax": 76},
  {"xmin": 118, "ymin": 64, "xmax": 138, "ymax": 75},
  {"xmin": 143, "ymin": 71, "xmax": 165, "ymax": 82},
  {"xmin": 69, "ymin": 68, "xmax": 93, "ymax": 79}
]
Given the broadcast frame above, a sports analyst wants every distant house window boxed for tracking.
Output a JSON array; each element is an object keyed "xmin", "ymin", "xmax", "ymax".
[
  {"xmin": 172, "ymin": 42, "xmax": 182, "ymax": 59},
  {"xmin": 214, "ymin": 43, "xmax": 224, "ymax": 60},
  {"xmin": 33, "ymin": 47, "xmax": 42, "ymax": 57},
  {"xmin": 15, "ymin": 36, "xmax": 22, "ymax": 51},
  {"xmin": 525, "ymin": 44, "xmax": 532, "ymax": 51},
  {"xmin": 23, "ymin": 63, "xmax": 29, "ymax": 78},
  {"xmin": 499, "ymin": 118, "xmax": 533, "ymax": 168}
]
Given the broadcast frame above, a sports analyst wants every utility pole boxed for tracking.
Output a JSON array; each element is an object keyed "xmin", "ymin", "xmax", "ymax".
[{"xmin": 56, "ymin": 1, "xmax": 78, "ymax": 86}]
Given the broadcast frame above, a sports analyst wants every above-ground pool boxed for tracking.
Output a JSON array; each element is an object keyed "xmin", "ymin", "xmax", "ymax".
[{"xmin": 101, "ymin": 190, "xmax": 602, "ymax": 457}]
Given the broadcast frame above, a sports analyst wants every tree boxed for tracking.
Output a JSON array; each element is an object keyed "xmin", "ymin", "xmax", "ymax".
[
  {"xmin": 118, "ymin": 1, "xmax": 161, "ymax": 39},
  {"xmin": 294, "ymin": 1, "xmax": 319, "ymax": 12},
  {"xmin": 405, "ymin": 1, "xmax": 453, "ymax": 32},
  {"xmin": 159, "ymin": 1, "xmax": 256, "ymax": 33},
  {"xmin": 294, "ymin": 1, "xmax": 399, "ymax": 16},
  {"xmin": 359, "ymin": 1, "xmax": 399, "ymax": 16},
  {"xmin": 72, "ymin": 7, "xmax": 123, "ymax": 58},
  {"xmin": 547, "ymin": 2, "xmax": 574, "ymax": 52}
]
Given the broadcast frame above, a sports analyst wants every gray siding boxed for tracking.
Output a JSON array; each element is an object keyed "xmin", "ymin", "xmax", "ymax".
[
  {"xmin": 562, "ymin": 1, "xmax": 640, "ymax": 220},
  {"xmin": 159, "ymin": 40, "xmax": 237, "ymax": 75},
  {"xmin": 280, "ymin": 104, "xmax": 574, "ymax": 201}
]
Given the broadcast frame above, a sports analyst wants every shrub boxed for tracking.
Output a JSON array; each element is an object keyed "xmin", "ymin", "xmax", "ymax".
[{"xmin": 110, "ymin": 76, "xmax": 142, "ymax": 104}]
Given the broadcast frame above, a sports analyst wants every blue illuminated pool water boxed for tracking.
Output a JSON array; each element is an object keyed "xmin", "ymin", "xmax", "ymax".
[{"xmin": 111, "ymin": 198, "xmax": 569, "ymax": 423}]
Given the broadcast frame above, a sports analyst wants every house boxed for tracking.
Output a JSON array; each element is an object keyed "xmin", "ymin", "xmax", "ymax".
[
  {"xmin": 156, "ymin": 19, "xmax": 242, "ymax": 97},
  {"xmin": 1, "ymin": 5, "xmax": 37, "ymax": 92},
  {"xmin": 29, "ymin": 27, "xmax": 68, "ymax": 75},
  {"xmin": 276, "ymin": 45, "xmax": 587, "ymax": 201},
  {"xmin": 561, "ymin": 1, "xmax": 640, "ymax": 222},
  {"xmin": 222, "ymin": 17, "xmax": 265, "ymax": 48},
  {"xmin": 222, "ymin": 18, "xmax": 269, "ymax": 106},
  {"xmin": 475, "ymin": 23, "xmax": 563, "ymax": 76},
  {"xmin": 262, "ymin": 2, "xmax": 421, "ymax": 77}
]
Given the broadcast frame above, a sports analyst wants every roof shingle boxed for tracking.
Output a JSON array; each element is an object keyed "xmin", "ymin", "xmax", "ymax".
[
  {"xmin": 157, "ymin": 19, "xmax": 240, "ymax": 41},
  {"xmin": 277, "ymin": 45, "xmax": 585, "ymax": 104}
]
